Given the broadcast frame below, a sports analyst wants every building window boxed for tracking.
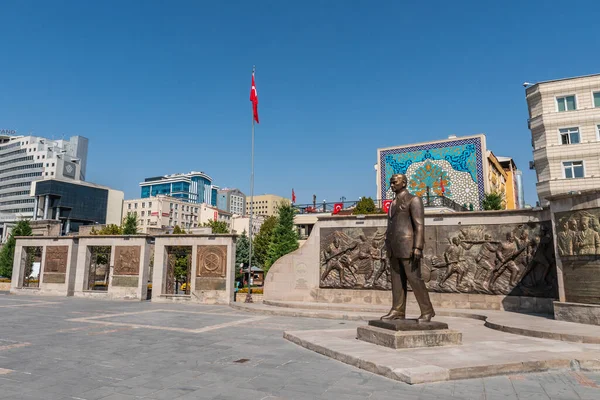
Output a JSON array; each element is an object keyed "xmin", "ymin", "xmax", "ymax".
[
  {"xmin": 52, "ymin": 163, "xmax": 55, "ymax": 167},
  {"xmin": 142, "ymin": 202, "xmax": 145, "ymax": 208},
  {"xmin": 557, "ymin": 95, "xmax": 576, "ymax": 112},
  {"xmin": 128, "ymin": 204, "xmax": 131, "ymax": 209},
  {"xmin": 141, "ymin": 211, "xmax": 145, "ymax": 217},
  {"xmin": 594, "ymin": 92, "xmax": 600, "ymax": 108},
  {"xmin": 563, "ymin": 161, "xmax": 584, "ymax": 179},
  {"xmin": 148, "ymin": 202, "xmax": 152, "ymax": 207},
  {"xmin": 46, "ymin": 163, "xmax": 49, "ymax": 167},
  {"xmin": 175, "ymin": 204, "xmax": 178, "ymax": 210},
  {"xmin": 134, "ymin": 203, "xmax": 138, "ymax": 209},
  {"xmin": 560, "ymin": 127, "xmax": 580, "ymax": 145},
  {"xmin": 147, "ymin": 219, "xmax": 150, "ymax": 225},
  {"xmin": 170, "ymin": 203, "xmax": 173, "ymax": 209},
  {"xmin": 597, "ymin": 125, "xmax": 600, "ymax": 140}
]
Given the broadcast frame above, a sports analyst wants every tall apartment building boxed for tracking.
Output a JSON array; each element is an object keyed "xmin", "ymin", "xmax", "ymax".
[
  {"xmin": 526, "ymin": 74, "xmax": 600, "ymax": 204},
  {"xmin": 0, "ymin": 134, "xmax": 88, "ymax": 236},
  {"xmin": 245, "ymin": 194, "xmax": 290, "ymax": 217},
  {"xmin": 139, "ymin": 171, "xmax": 217, "ymax": 206},
  {"xmin": 216, "ymin": 188, "xmax": 246, "ymax": 215},
  {"xmin": 123, "ymin": 195, "xmax": 232, "ymax": 233}
]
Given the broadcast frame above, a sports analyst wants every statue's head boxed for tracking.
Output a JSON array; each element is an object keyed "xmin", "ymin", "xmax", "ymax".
[
  {"xmin": 506, "ymin": 232, "xmax": 515, "ymax": 242},
  {"xmin": 581, "ymin": 216, "xmax": 590, "ymax": 230},
  {"xmin": 389, "ymin": 174, "xmax": 407, "ymax": 193},
  {"xmin": 484, "ymin": 233, "xmax": 492, "ymax": 241},
  {"xmin": 451, "ymin": 236, "xmax": 460, "ymax": 245}
]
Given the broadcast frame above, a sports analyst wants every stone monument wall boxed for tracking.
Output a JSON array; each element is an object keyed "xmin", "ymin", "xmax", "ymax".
[
  {"xmin": 73, "ymin": 236, "xmax": 152, "ymax": 301},
  {"xmin": 549, "ymin": 190, "xmax": 600, "ymax": 325},
  {"xmin": 265, "ymin": 209, "xmax": 557, "ymax": 313},
  {"xmin": 10, "ymin": 237, "xmax": 78, "ymax": 296},
  {"xmin": 151, "ymin": 235, "xmax": 236, "ymax": 305}
]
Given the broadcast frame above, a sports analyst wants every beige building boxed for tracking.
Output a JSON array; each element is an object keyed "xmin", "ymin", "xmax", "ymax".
[
  {"xmin": 245, "ymin": 194, "xmax": 290, "ymax": 217},
  {"xmin": 231, "ymin": 214, "xmax": 265, "ymax": 236},
  {"xmin": 123, "ymin": 195, "xmax": 232, "ymax": 233},
  {"xmin": 526, "ymin": 74, "xmax": 600, "ymax": 204}
]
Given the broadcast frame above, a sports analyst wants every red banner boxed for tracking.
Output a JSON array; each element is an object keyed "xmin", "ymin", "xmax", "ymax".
[
  {"xmin": 382, "ymin": 199, "xmax": 393, "ymax": 213},
  {"xmin": 214, "ymin": 211, "xmax": 218, "ymax": 221},
  {"xmin": 332, "ymin": 203, "xmax": 343, "ymax": 215}
]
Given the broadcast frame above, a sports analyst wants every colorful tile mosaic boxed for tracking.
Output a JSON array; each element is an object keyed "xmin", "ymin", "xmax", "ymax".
[{"xmin": 379, "ymin": 137, "xmax": 485, "ymax": 209}]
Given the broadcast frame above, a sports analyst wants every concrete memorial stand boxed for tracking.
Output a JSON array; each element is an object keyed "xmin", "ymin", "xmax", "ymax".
[
  {"xmin": 74, "ymin": 235, "xmax": 152, "ymax": 301},
  {"xmin": 11, "ymin": 236, "xmax": 78, "ymax": 296},
  {"xmin": 357, "ymin": 319, "xmax": 462, "ymax": 349},
  {"xmin": 151, "ymin": 234, "xmax": 236, "ymax": 304}
]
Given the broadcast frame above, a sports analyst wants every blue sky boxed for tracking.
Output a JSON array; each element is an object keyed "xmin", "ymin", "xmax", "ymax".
[{"xmin": 1, "ymin": 1, "xmax": 599, "ymax": 206}]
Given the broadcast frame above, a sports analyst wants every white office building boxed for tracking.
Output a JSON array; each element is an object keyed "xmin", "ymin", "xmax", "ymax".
[{"xmin": 0, "ymin": 133, "xmax": 88, "ymax": 237}]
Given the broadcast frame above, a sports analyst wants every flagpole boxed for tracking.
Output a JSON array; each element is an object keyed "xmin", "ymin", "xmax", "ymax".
[{"xmin": 245, "ymin": 66, "xmax": 256, "ymax": 304}]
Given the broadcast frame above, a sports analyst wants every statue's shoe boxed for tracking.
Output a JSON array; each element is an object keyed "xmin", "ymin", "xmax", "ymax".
[
  {"xmin": 380, "ymin": 311, "xmax": 405, "ymax": 321},
  {"xmin": 417, "ymin": 312, "xmax": 435, "ymax": 322}
]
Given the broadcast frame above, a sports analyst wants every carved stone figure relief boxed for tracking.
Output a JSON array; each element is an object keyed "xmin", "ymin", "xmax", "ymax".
[
  {"xmin": 555, "ymin": 209, "xmax": 600, "ymax": 257},
  {"xmin": 197, "ymin": 245, "xmax": 227, "ymax": 278},
  {"xmin": 44, "ymin": 246, "xmax": 69, "ymax": 273},
  {"xmin": 319, "ymin": 223, "xmax": 557, "ymax": 297},
  {"xmin": 113, "ymin": 246, "xmax": 141, "ymax": 276}
]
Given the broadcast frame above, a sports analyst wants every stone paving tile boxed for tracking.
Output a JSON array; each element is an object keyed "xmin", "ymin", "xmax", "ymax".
[{"xmin": 2, "ymin": 296, "xmax": 600, "ymax": 400}]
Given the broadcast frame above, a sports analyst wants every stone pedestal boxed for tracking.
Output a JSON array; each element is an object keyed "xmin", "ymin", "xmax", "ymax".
[{"xmin": 357, "ymin": 319, "xmax": 462, "ymax": 349}]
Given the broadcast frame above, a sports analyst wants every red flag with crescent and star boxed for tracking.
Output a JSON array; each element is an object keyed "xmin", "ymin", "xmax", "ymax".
[
  {"xmin": 332, "ymin": 203, "xmax": 343, "ymax": 215},
  {"xmin": 250, "ymin": 71, "xmax": 259, "ymax": 123},
  {"xmin": 382, "ymin": 199, "xmax": 393, "ymax": 214},
  {"xmin": 292, "ymin": 189, "xmax": 296, "ymax": 204}
]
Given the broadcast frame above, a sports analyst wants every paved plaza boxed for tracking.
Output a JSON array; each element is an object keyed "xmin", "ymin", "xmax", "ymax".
[{"xmin": 1, "ymin": 294, "xmax": 599, "ymax": 399}]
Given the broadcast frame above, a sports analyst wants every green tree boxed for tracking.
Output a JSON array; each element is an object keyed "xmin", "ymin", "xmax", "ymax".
[
  {"xmin": 253, "ymin": 215, "xmax": 277, "ymax": 268},
  {"xmin": 352, "ymin": 197, "xmax": 378, "ymax": 215},
  {"xmin": 122, "ymin": 213, "xmax": 139, "ymax": 235},
  {"xmin": 265, "ymin": 203, "xmax": 299, "ymax": 270},
  {"xmin": 91, "ymin": 224, "xmax": 122, "ymax": 235},
  {"xmin": 0, "ymin": 220, "xmax": 33, "ymax": 279},
  {"xmin": 172, "ymin": 225, "xmax": 185, "ymax": 234},
  {"xmin": 203, "ymin": 219, "xmax": 229, "ymax": 234},
  {"xmin": 235, "ymin": 230, "xmax": 253, "ymax": 279},
  {"xmin": 483, "ymin": 192, "xmax": 504, "ymax": 211}
]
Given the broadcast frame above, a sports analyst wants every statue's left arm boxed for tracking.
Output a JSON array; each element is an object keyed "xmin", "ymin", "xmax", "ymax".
[{"xmin": 410, "ymin": 196, "xmax": 425, "ymax": 259}]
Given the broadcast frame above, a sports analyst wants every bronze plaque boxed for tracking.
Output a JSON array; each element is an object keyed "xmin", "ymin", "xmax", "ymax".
[
  {"xmin": 319, "ymin": 222, "xmax": 557, "ymax": 298},
  {"xmin": 197, "ymin": 246, "xmax": 227, "ymax": 277},
  {"xmin": 195, "ymin": 277, "xmax": 226, "ymax": 291},
  {"xmin": 43, "ymin": 273, "xmax": 66, "ymax": 284},
  {"xmin": 113, "ymin": 246, "xmax": 141, "ymax": 276},
  {"xmin": 112, "ymin": 276, "xmax": 139, "ymax": 287},
  {"xmin": 45, "ymin": 246, "xmax": 69, "ymax": 273}
]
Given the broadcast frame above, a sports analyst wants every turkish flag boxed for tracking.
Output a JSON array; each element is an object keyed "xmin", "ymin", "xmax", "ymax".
[
  {"xmin": 382, "ymin": 199, "xmax": 393, "ymax": 214},
  {"xmin": 333, "ymin": 203, "xmax": 343, "ymax": 215},
  {"xmin": 292, "ymin": 189, "xmax": 296, "ymax": 203},
  {"xmin": 250, "ymin": 72, "xmax": 259, "ymax": 123}
]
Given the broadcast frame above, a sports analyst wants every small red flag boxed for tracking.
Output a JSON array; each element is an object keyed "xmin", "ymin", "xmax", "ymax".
[
  {"xmin": 382, "ymin": 199, "xmax": 392, "ymax": 214},
  {"xmin": 332, "ymin": 203, "xmax": 343, "ymax": 215},
  {"xmin": 250, "ymin": 72, "xmax": 259, "ymax": 123},
  {"xmin": 292, "ymin": 189, "xmax": 296, "ymax": 203}
]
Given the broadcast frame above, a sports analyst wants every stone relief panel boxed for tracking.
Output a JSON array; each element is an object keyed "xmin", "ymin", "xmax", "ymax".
[
  {"xmin": 554, "ymin": 207, "xmax": 600, "ymax": 305},
  {"xmin": 44, "ymin": 246, "xmax": 69, "ymax": 273},
  {"xmin": 320, "ymin": 223, "xmax": 557, "ymax": 297},
  {"xmin": 113, "ymin": 246, "xmax": 141, "ymax": 276},
  {"xmin": 555, "ymin": 208, "xmax": 600, "ymax": 257},
  {"xmin": 197, "ymin": 246, "xmax": 227, "ymax": 278}
]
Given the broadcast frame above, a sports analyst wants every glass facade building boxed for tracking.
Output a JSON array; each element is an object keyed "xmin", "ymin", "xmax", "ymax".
[{"xmin": 139, "ymin": 171, "xmax": 216, "ymax": 205}]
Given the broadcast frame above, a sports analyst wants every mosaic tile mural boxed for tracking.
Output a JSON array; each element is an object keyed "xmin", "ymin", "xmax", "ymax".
[{"xmin": 379, "ymin": 136, "xmax": 485, "ymax": 209}]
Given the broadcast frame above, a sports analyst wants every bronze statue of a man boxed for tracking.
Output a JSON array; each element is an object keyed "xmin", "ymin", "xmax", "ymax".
[{"xmin": 381, "ymin": 174, "xmax": 435, "ymax": 322}]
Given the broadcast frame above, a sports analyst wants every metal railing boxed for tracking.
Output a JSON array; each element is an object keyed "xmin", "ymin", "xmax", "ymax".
[{"xmin": 292, "ymin": 196, "xmax": 469, "ymax": 214}]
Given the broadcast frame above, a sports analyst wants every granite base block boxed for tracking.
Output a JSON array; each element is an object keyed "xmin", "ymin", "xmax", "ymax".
[
  {"xmin": 357, "ymin": 325, "xmax": 462, "ymax": 349},
  {"xmin": 368, "ymin": 319, "xmax": 449, "ymax": 331}
]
